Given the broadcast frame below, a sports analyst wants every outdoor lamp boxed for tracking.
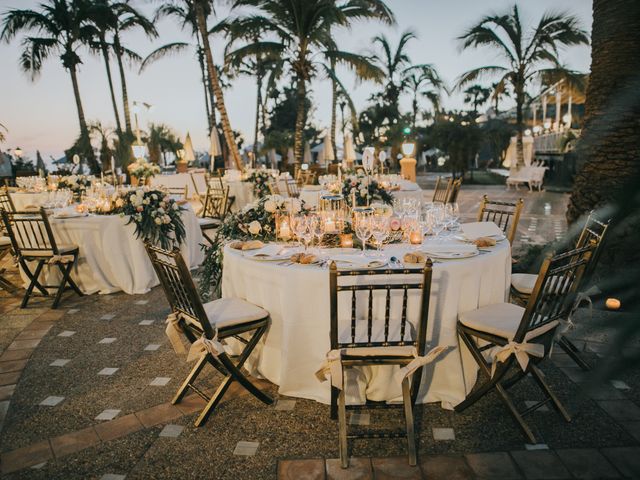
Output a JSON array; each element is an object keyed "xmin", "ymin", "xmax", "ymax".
[
  {"xmin": 533, "ymin": 126, "xmax": 542, "ymax": 135},
  {"xmin": 543, "ymin": 121, "xmax": 551, "ymax": 130},
  {"xmin": 301, "ymin": 163, "xmax": 309, "ymax": 171},
  {"xmin": 401, "ymin": 142, "xmax": 415, "ymax": 157},
  {"xmin": 14, "ymin": 147, "xmax": 22, "ymax": 158},
  {"xmin": 524, "ymin": 129, "xmax": 532, "ymax": 136},
  {"xmin": 562, "ymin": 114, "xmax": 571, "ymax": 124}
]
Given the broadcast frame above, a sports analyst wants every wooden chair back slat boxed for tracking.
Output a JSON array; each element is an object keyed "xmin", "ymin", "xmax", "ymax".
[
  {"xmin": 447, "ymin": 178, "xmax": 463, "ymax": 203},
  {"xmin": 2, "ymin": 209, "xmax": 59, "ymax": 254},
  {"xmin": 432, "ymin": 177, "xmax": 452, "ymax": 204},
  {"xmin": 0, "ymin": 188, "xmax": 16, "ymax": 213},
  {"xmin": 145, "ymin": 243, "xmax": 214, "ymax": 339},
  {"xmin": 202, "ymin": 184, "xmax": 230, "ymax": 220},
  {"xmin": 286, "ymin": 179, "xmax": 300, "ymax": 198},
  {"xmin": 515, "ymin": 244, "xmax": 594, "ymax": 341},
  {"xmin": 268, "ymin": 179, "xmax": 281, "ymax": 195},
  {"xmin": 477, "ymin": 195, "xmax": 524, "ymax": 244},
  {"xmin": 330, "ymin": 264, "xmax": 433, "ymax": 350}
]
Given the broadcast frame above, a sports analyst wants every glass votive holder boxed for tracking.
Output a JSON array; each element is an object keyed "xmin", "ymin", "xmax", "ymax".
[{"xmin": 339, "ymin": 233, "xmax": 353, "ymax": 248}]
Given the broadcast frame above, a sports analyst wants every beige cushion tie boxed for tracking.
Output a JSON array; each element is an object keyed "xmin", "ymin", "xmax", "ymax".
[
  {"xmin": 393, "ymin": 346, "xmax": 448, "ymax": 384},
  {"xmin": 48, "ymin": 254, "xmax": 75, "ymax": 265},
  {"xmin": 491, "ymin": 341, "xmax": 544, "ymax": 377},
  {"xmin": 186, "ymin": 332, "xmax": 225, "ymax": 363},
  {"xmin": 315, "ymin": 349, "xmax": 345, "ymax": 390},
  {"xmin": 165, "ymin": 313, "xmax": 187, "ymax": 355}
]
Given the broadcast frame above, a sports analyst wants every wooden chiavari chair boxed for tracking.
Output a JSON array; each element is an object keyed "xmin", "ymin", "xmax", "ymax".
[
  {"xmin": 198, "ymin": 184, "xmax": 230, "ymax": 243},
  {"xmin": 511, "ymin": 211, "xmax": 610, "ymax": 370},
  {"xmin": 432, "ymin": 176, "xmax": 452, "ymax": 204},
  {"xmin": 1, "ymin": 208, "xmax": 83, "ymax": 308},
  {"xmin": 322, "ymin": 261, "xmax": 445, "ymax": 467},
  {"xmin": 477, "ymin": 195, "xmax": 524, "ymax": 245},
  {"xmin": 447, "ymin": 178, "xmax": 463, "ymax": 204},
  {"xmin": 145, "ymin": 244, "xmax": 273, "ymax": 426},
  {"xmin": 267, "ymin": 178, "xmax": 281, "ymax": 196},
  {"xmin": 166, "ymin": 185, "xmax": 188, "ymax": 200},
  {"xmin": 0, "ymin": 187, "xmax": 18, "ymax": 293},
  {"xmin": 285, "ymin": 178, "xmax": 300, "ymax": 198},
  {"xmin": 209, "ymin": 175, "xmax": 235, "ymax": 211},
  {"xmin": 455, "ymin": 243, "xmax": 595, "ymax": 443}
]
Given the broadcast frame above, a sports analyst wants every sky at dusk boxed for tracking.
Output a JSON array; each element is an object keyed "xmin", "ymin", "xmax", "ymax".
[{"xmin": 0, "ymin": 0, "xmax": 593, "ymax": 162}]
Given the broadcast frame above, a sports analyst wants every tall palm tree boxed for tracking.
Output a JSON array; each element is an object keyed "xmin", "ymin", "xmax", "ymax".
[
  {"xmin": 110, "ymin": 3, "xmax": 156, "ymax": 134},
  {"xmin": 463, "ymin": 84, "xmax": 491, "ymax": 115},
  {"xmin": 457, "ymin": 5, "xmax": 589, "ymax": 167},
  {"xmin": 85, "ymin": 0, "xmax": 126, "ymax": 135},
  {"xmin": 190, "ymin": 0, "xmax": 244, "ymax": 170},
  {"xmin": 490, "ymin": 81, "xmax": 510, "ymax": 114},
  {"xmin": 233, "ymin": 0, "xmax": 394, "ymax": 163},
  {"xmin": 370, "ymin": 31, "xmax": 443, "ymax": 125},
  {"xmin": 146, "ymin": 123, "xmax": 183, "ymax": 166},
  {"xmin": 405, "ymin": 71, "xmax": 441, "ymax": 128},
  {"xmin": 142, "ymin": 2, "xmax": 216, "ymax": 132},
  {"xmin": 1, "ymin": 0, "xmax": 96, "ymax": 166}
]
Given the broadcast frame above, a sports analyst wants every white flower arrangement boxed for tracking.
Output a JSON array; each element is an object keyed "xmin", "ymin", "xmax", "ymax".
[{"xmin": 127, "ymin": 159, "xmax": 161, "ymax": 180}]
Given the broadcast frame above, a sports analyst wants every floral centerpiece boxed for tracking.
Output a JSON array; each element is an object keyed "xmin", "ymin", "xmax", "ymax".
[
  {"xmin": 110, "ymin": 188, "xmax": 186, "ymax": 250},
  {"xmin": 332, "ymin": 176, "xmax": 393, "ymax": 207},
  {"xmin": 127, "ymin": 159, "xmax": 161, "ymax": 186},
  {"xmin": 245, "ymin": 170, "xmax": 272, "ymax": 198},
  {"xmin": 57, "ymin": 175, "xmax": 92, "ymax": 198},
  {"xmin": 199, "ymin": 195, "xmax": 307, "ymax": 299}
]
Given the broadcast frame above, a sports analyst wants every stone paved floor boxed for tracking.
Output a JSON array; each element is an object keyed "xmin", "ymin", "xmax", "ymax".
[{"xmin": 1, "ymin": 186, "xmax": 638, "ymax": 479}]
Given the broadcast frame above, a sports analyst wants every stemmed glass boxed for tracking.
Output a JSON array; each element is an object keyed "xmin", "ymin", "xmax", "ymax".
[
  {"xmin": 354, "ymin": 211, "xmax": 373, "ymax": 256},
  {"xmin": 371, "ymin": 215, "xmax": 390, "ymax": 257},
  {"xmin": 292, "ymin": 215, "xmax": 308, "ymax": 250},
  {"xmin": 309, "ymin": 214, "xmax": 323, "ymax": 254},
  {"xmin": 431, "ymin": 204, "xmax": 446, "ymax": 241},
  {"xmin": 445, "ymin": 203, "xmax": 460, "ymax": 235}
]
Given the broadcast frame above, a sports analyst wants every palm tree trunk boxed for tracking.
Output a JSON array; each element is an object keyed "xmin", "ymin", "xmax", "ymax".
[
  {"xmin": 330, "ymin": 60, "xmax": 338, "ymax": 162},
  {"xmin": 69, "ymin": 64, "xmax": 88, "ymax": 135},
  {"xmin": 412, "ymin": 96, "xmax": 418, "ymax": 129},
  {"xmin": 198, "ymin": 46, "xmax": 212, "ymax": 133},
  {"xmin": 254, "ymin": 70, "xmax": 263, "ymax": 161},
  {"xmin": 294, "ymin": 73, "xmax": 306, "ymax": 164},
  {"xmin": 195, "ymin": 4, "xmax": 242, "ymax": 171},
  {"xmin": 113, "ymin": 34, "xmax": 132, "ymax": 134},
  {"xmin": 515, "ymin": 84, "xmax": 525, "ymax": 169},
  {"xmin": 568, "ymin": 0, "xmax": 640, "ymax": 225},
  {"xmin": 101, "ymin": 42, "xmax": 122, "ymax": 135}
]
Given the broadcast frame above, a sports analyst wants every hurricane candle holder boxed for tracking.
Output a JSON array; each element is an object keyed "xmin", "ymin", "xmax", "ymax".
[{"xmin": 276, "ymin": 213, "xmax": 293, "ymax": 242}]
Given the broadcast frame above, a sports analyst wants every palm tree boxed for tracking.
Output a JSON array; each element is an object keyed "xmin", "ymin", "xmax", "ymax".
[
  {"xmin": 490, "ymin": 81, "xmax": 510, "ymax": 114},
  {"xmin": 85, "ymin": 0, "xmax": 126, "ymax": 135},
  {"xmin": 1, "ymin": 0, "xmax": 97, "ymax": 168},
  {"xmin": 233, "ymin": 0, "xmax": 394, "ymax": 163},
  {"xmin": 370, "ymin": 31, "xmax": 443, "ymax": 125},
  {"xmin": 142, "ymin": 2, "xmax": 216, "ymax": 133},
  {"xmin": 146, "ymin": 123, "xmax": 183, "ymax": 166},
  {"xmin": 90, "ymin": 120, "xmax": 115, "ymax": 171},
  {"xmin": 110, "ymin": 3, "xmax": 156, "ymax": 134},
  {"xmin": 405, "ymin": 71, "xmax": 442, "ymax": 128},
  {"xmin": 0, "ymin": 123, "xmax": 7, "ymax": 144},
  {"xmin": 463, "ymin": 84, "xmax": 491, "ymax": 115},
  {"xmin": 457, "ymin": 5, "xmax": 589, "ymax": 167}
]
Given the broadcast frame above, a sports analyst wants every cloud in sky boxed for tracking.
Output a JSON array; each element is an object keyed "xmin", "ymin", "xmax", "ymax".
[{"xmin": 0, "ymin": 0, "xmax": 592, "ymax": 161}]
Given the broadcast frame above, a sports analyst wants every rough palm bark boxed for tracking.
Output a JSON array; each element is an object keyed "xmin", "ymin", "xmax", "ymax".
[
  {"xmin": 195, "ymin": 3, "xmax": 243, "ymax": 171},
  {"xmin": 330, "ymin": 59, "xmax": 338, "ymax": 161},
  {"xmin": 113, "ymin": 34, "xmax": 132, "ymax": 134},
  {"xmin": 293, "ymin": 65, "xmax": 307, "ymax": 165},
  {"xmin": 567, "ymin": 0, "xmax": 640, "ymax": 223},
  {"xmin": 253, "ymin": 70, "xmax": 263, "ymax": 161},
  {"xmin": 100, "ymin": 41, "xmax": 123, "ymax": 134}
]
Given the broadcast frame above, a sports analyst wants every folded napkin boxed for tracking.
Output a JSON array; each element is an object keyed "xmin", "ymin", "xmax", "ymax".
[
  {"xmin": 461, "ymin": 221, "xmax": 503, "ymax": 240},
  {"xmin": 421, "ymin": 243, "xmax": 478, "ymax": 254},
  {"xmin": 326, "ymin": 254, "xmax": 387, "ymax": 269}
]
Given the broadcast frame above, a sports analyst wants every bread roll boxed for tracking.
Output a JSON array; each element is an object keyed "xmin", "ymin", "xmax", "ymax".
[{"xmin": 473, "ymin": 237, "xmax": 497, "ymax": 248}]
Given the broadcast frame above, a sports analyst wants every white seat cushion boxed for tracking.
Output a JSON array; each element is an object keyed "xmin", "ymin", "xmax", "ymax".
[
  {"xmin": 459, "ymin": 303, "xmax": 557, "ymax": 341},
  {"xmin": 0, "ymin": 236, "xmax": 11, "ymax": 247},
  {"xmin": 203, "ymin": 298, "xmax": 268, "ymax": 329},
  {"xmin": 21, "ymin": 244, "xmax": 78, "ymax": 257},
  {"xmin": 342, "ymin": 345, "xmax": 415, "ymax": 357},
  {"xmin": 511, "ymin": 273, "xmax": 536, "ymax": 294}
]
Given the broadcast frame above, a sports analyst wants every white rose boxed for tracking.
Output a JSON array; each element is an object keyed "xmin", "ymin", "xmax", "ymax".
[
  {"xmin": 264, "ymin": 200, "xmax": 277, "ymax": 213},
  {"xmin": 248, "ymin": 221, "xmax": 262, "ymax": 235},
  {"xmin": 115, "ymin": 198, "xmax": 124, "ymax": 208},
  {"xmin": 154, "ymin": 217, "xmax": 162, "ymax": 225}
]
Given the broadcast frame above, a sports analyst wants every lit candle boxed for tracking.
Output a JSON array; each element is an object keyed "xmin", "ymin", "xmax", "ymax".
[
  {"xmin": 409, "ymin": 230, "xmax": 423, "ymax": 245},
  {"xmin": 606, "ymin": 298, "xmax": 621, "ymax": 310},
  {"xmin": 340, "ymin": 233, "xmax": 353, "ymax": 248},
  {"xmin": 280, "ymin": 220, "xmax": 291, "ymax": 241},
  {"xmin": 325, "ymin": 217, "xmax": 336, "ymax": 234},
  {"xmin": 338, "ymin": 163, "xmax": 342, "ymax": 183}
]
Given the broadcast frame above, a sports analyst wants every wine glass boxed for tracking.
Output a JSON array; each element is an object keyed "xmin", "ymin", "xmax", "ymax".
[
  {"xmin": 371, "ymin": 215, "xmax": 390, "ymax": 257},
  {"xmin": 292, "ymin": 215, "xmax": 308, "ymax": 250},
  {"xmin": 445, "ymin": 203, "xmax": 460, "ymax": 235},
  {"xmin": 354, "ymin": 211, "xmax": 373, "ymax": 256}
]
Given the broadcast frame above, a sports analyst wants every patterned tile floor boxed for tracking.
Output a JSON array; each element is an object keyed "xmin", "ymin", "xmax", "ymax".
[{"xmin": 1, "ymin": 186, "xmax": 639, "ymax": 479}]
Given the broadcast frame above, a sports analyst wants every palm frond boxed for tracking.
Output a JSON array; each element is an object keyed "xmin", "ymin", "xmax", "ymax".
[
  {"xmin": 324, "ymin": 50, "xmax": 384, "ymax": 82},
  {"xmin": 454, "ymin": 66, "xmax": 508, "ymax": 90},
  {"xmin": 139, "ymin": 42, "xmax": 190, "ymax": 72},
  {"xmin": 225, "ymin": 42, "xmax": 286, "ymax": 69},
  {"xmin": 20, "ymin": 36, "xmax": 58, "ymax": 79}
]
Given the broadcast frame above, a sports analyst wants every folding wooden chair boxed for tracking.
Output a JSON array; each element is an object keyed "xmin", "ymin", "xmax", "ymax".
[
  {"xmin": 145, "ymin": 243, "xmax": 274, "ymax": 426},
  {"xmin": 0, "ymin": 187, "xmax": 19, "ymax": 293},
  {"xmin": 1, "ymin": 208, "xmax": 83, "ymax": 308},
  {"xmin": 268, "ymin": 178, "xmax": 282, "ymax": 196},
  {"xmin": 198, "ymin": 184, "xmax": 230, "ymax": 243},
  {"xmin": 323, "ymin": 261, "xmax": 443, "ymax": 467},
  {"xmin": 477, "ymin": 195, "xmax": 524, "ymax": 245},
  {"xmin": 447, "ymin": 178, "xmax": 463, "ymax": 204},
  {"xmin": 210, "ymin": 175, "xmax": 235, "ymax": 211},
  {"xmin": 0, "ymin": 187, "xmax": 16, "ymax": 213},
  {"xmin": 432, "ymin": 176, "xmax": 452, "ymax": 204},
  {"xmin": 166, "ymin": 185, "xmax": 188, "ymax": 199},
  {"xmin": 455, "ymin": 243, "xmax": 595, "ymax": 443},
  {"xmin": 511, "ymin": 211, "xmax": 610, "ymax": 370},
  {"xmin": 285, "ymin": 178, "xmax": 300, "ymax": 198}
]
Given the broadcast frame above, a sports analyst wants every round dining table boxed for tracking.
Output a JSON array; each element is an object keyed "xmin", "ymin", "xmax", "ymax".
[
  {"xmin": 222, "ymin": 232, "xmax": 511, "ymax": 409},
  {"xmin": 19, "ymin": 208, "xmax": 204, "ymax": 295},
  {"xmin": 300, "ymin": 180, "xmax": 425, "ymax": 209},
  {"xmin": 9, "ymin": 191, "xmax": 51, "ymax": 211}
]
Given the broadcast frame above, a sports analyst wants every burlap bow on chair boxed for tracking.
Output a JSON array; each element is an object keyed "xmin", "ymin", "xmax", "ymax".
[
  {"xmin": 48, "ymin": 254, "xmax": 75, "ymax": 265},
  {"xmin": 491, "ymin": 341, "xmax": 544, "ymax": 377}
]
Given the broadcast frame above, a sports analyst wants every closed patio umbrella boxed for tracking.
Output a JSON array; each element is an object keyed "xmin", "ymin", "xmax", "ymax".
[
  {"xmin": 303, "ymin": 142, "xmax": 312, "ymax": 164},
  {"xmin": 287, "ymin": 147, "xmax": 295, "ymax": 165},
  {"xmin": 209, "ymin": 126, "xmax": 222, "ymax": 172},
  {"xmin": 183, "ymin": 133, "xmax": 196, "ymax": 162},
  {"xmin": 343, "ymin": 134, "xmax": 356, "ymax": 166},
  {"xmin": 323, "ymin": 134, "xmax": 335, "ymax": 163}
]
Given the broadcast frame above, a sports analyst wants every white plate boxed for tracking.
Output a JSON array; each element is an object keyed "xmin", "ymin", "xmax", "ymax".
[
  {"xmin": 454, "ymin": 234, "xmax": 506, "ymax": 243},
  {"xmin": 422, "ymin": 250, "xmax": 479, "ymax": 259},
  {"xmin": 54, "ymin": 212, "xmax": 88, "ymax": 219}
]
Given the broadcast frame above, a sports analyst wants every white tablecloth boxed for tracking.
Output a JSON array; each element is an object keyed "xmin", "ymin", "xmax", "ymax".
[
  {"xmin": 9, "ymin": 191, "xmax": 50, "ymax": 210},
  {"xmin": 300, "ymin": 182, "xmax": 425, "ymax": 208},
  {"xmin": 225, "ymin": 181, "xmax": 254, "ymax": 212},
  {"xmin": 20, "ymin": 208, "xmax": 204, "ymax": 295},
  {"xmin": 222, "ymin": 238, "xmax": 511, "ymax": 409}
]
